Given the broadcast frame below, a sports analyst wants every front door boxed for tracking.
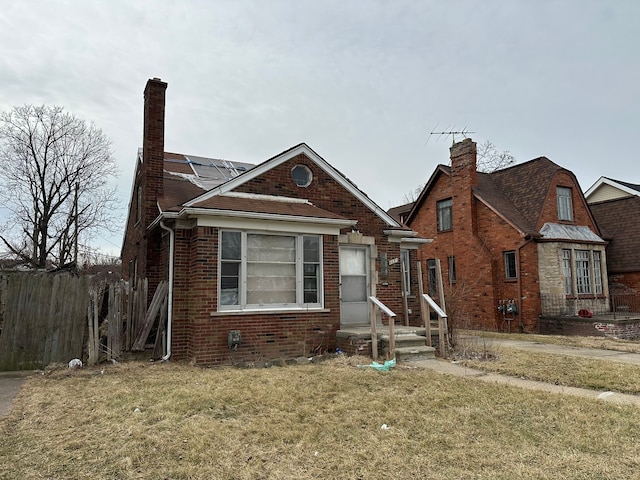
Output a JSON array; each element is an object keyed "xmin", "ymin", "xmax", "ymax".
[{"xmin": 339, "ymin": 246, "xmax": 370, "ymax": 325}]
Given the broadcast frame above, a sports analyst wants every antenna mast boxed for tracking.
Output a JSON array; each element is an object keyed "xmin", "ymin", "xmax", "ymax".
[{"xmin": 428, "ymin": 127, "xmax": 475, "ymax": 145}]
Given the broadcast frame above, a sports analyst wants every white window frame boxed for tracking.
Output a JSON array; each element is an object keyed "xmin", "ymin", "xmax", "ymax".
[
  {"xmin": 219, "ymin": 230, "xmax": 323, "ymax": 311},
  {"xmin": 561, "ymin": 248, "xmax": 604, "ymax": 296},
  {"xmin": 400, "ymin": 249, "xmax": 411, "ymax": 295},
  {"xmin": 562, "ymin": 249, "xmax": 572, "ymax": 295},
  {"xmin": 593, "ymin": 250, "xmax": 603, "ymax": 295},
  {"xmin": 448, "ymin": 255, "xmax": 456, "ymax": 285},
  {"xmin": 575, "ymin": 250, "xmax": 591, "ymax": 294},
  {"xmin": 503, "ymin": 251, "xmax": 517, "ymax": 279},
  {"xmin": 557, "ymin": 186, "xmax": 574, "ymax": 221},
  {"xmin": 437, "ymin": 198, "xmax": 452, "ymax": 231}
]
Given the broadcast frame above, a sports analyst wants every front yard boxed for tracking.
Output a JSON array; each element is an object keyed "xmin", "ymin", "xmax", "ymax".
[{"xmin": 1, "ymin": 352, "xmax": 639, "ymax": 479}]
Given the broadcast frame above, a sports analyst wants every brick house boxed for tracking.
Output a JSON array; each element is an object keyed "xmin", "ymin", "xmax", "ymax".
[
  {"xmin": 402, "ymin": 138, "xmax": 609, "ymax": 332},
  {"xmin": 121, "ymin": 78, "xmax": 428, "ymax": 364},
  {"xmin": 586, "ymin": 177, "xmax": 640, "ymax": 293}
]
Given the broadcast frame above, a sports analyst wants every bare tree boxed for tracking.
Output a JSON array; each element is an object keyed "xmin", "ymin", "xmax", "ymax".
[
  {"xmin": 402, "ymin": 140, "xmax": 516, "ymax": 203},
  {"xmin": 0, "ymin": 105, "xmax": 118, "ymax": 269},
  {"xmin": 476, "ymin": 140, "xmax": 515, "ymax": 173}
]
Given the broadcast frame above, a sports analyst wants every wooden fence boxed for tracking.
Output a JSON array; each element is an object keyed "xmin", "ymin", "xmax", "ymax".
[{"xmin": 0, "ymin": 272, "xmax": 166, "ymax": 371}]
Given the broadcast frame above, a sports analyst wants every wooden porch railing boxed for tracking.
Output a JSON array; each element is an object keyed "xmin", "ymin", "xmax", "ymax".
[
  {"xmin": 368, "ymin": 296, "xmax": 396, "ymax": 360},
  {"xmin": 422, "ymin": 293, "xmax": 450, "ymax": 358}
]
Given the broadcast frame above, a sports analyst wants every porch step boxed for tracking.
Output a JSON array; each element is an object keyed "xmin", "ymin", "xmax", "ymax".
[
  {"xmin": 395, "ymin": 345, "xmax": 437, "ymax": 362},
  {"xmin": 380, "ymin": 332, "xmax": 436, "ymax": 361},
  {"xmin": 379, "ymin": 333, "xmax": 428, "ymax": 348}
]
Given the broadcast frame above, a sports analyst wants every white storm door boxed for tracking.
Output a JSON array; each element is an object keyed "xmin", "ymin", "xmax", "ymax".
[{"xmin": 339, "ymin": 246, "xmax": 370, "ymax": 325}]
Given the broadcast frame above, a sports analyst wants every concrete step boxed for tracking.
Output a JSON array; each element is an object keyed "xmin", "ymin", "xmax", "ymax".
[
  {"xmin": 395, "ymin": 345, "xmax": 437, "ymax": 361},
  {"xmin": 380, "ymin": 332, "xmax": 436, "ymax": 361},
  {"xmin": 380, "ymin": 333, "xmax": 428, "ymax": 348}
]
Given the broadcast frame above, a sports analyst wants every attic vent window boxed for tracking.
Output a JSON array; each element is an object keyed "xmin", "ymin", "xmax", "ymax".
[{"xmin": 292, "ymin": 165, "xmax": 312, "ymax": 187}]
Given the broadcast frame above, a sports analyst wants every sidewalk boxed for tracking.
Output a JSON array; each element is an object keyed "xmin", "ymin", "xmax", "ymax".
[{"xmin": 411, "ymin": 336, "xmax": 640, "ymax": 408}]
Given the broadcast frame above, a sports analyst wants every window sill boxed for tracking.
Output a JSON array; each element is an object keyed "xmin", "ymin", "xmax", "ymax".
[
  {"xmin": 211, "ymin": 307, "xmax": 331, "ymax": 317},
  {"xmin": 565, "ymin": 294, "xmax": 606, "ymax": 300},
  {"xmin": 504, "ymin": 278, "xmax": 518, "ymax": 283}
]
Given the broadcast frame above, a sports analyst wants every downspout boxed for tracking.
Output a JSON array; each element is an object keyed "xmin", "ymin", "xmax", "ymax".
[
  {"xmin": 516, "ymin": 236, "xmax": 534, "ymax": 333},
  {"xmin": 159, "ymin": 220, "xmax": 174, "ymax": 361}
]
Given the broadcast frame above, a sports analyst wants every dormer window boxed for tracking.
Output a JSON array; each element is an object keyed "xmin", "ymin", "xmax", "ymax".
[{"xmin": 557, "ymin": 187, "xmax": 573, "ymax": 221}]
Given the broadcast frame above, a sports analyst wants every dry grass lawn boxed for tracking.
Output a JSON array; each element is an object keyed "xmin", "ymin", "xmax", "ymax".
[
  {"xmin": 2, "ymin": 356, "xmax": 640, "ymax": 479},
  {"xmin": 460, "ymin": 330, "xmax": 640, "ymax": 353},
  {"xmin": 460, "ymin": 347, "xmax": 640, "ymax": 394}
]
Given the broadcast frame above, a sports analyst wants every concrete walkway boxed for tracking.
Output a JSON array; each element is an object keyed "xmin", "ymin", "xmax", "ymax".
[{"xmin": 411, "ymin": 336, "xmax": 640, "ymax": 408}]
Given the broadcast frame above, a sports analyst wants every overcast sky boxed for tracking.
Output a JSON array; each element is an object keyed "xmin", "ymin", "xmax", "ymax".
[{"xmin": 1, "ymin": 0, "xmax": 638, "ymax": 255}]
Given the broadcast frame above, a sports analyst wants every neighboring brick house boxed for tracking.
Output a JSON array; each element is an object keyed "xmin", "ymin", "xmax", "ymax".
[
  {"xmin": 586, "ymin": 177, "xmax": 640, "ymax": 293},
  {"xmin": 121, "ymin": 78, "xmax": 428, "ymax": 364},
  {"xmin": 402, "ymin": 138, "xmax": 609, "ymax": 332}
]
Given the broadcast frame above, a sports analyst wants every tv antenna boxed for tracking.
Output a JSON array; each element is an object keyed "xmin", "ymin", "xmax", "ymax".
[{"xmin": 426, "ymin": 124, "xmax": 475, "ymax": 146}]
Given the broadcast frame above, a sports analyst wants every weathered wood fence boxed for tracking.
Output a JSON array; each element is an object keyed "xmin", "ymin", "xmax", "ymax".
[{"xmin": 0, "ymin": 272, "xmax": 166, "ymax": 371}]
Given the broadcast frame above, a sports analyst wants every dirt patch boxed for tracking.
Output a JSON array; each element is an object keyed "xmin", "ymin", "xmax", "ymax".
[{"xmin": 0, "ymin": 373, "xmax": 31, "ymax": 417}]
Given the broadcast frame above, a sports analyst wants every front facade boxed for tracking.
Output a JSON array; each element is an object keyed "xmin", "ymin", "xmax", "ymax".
[
  {"xmin": 121, "ymin": 78, "xmax": 427, "ymax": 364},
  {"xmin": 586, "ymin": 177, "xmax": 640, "ymax": 293},
  {"xmin": 404, "ymin": 138, "xmax": 608, "ymax": 332}
]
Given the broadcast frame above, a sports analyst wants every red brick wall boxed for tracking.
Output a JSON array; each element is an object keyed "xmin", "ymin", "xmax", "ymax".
[
  {"xmin": 160, "ymin": 152, "xmax": 417, "ymax": 364},
  {"xmin": 169, "ymin": 225, "xmax": 342, "ymax": 364},
  {"xmin": 536, "ymin": 170, "xmax": 599, "ymax": 231},
  {"xmin": 235, "ymin": 153, "xmax": 414, "ymax": 323},
  {"xmin": 408, "ymin": 145, "xmax": 542, "ymax": 332},
  {"xmin": 540, "ymin": 317, "xmax": 640, "ymax": 339},
  {"xmin": 608, "ymin": 272, "xmax": 640, "ymax": 294},
  {"xmin": 122, "ymin": 78, "xmax": 167, "ymax": 299}
]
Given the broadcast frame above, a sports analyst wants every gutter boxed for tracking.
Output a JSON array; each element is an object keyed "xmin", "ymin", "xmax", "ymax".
[{"xmin": 159, "ymin": 220, "xmax": 175, "ymax": 361}]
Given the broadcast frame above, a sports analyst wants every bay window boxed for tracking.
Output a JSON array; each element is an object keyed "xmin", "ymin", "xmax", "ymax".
[{"xmin": 561, "ymin": 248, "xmax": 604, "ymax": 296}]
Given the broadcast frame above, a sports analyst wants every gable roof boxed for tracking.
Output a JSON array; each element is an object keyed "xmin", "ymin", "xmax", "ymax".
[
  {"xmin": 406, "ymin": 156, "xmax": 595, "ymax": 239},
  {"xmin": 145, "ymin": 143, "xmax": 409, "ymax": 234},
  {"xmin": 387, "ymin": 201, "xmax": 414, "ymax": 223},
  {"xmin": 182, "ymin": 143, "xmax": 402, "ymax": 228},
  {"xmin": 585, "ymin": 176, "xmax": 640, "ymax": 203},
  {"xmin": 589, "ymin": 195, "xmax": 640, "ymax": 272}
]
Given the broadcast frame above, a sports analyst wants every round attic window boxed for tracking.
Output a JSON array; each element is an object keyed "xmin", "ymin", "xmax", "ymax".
[{"xmin": 291, "ymin": 165, "xmax": 312, "ymax": 187}]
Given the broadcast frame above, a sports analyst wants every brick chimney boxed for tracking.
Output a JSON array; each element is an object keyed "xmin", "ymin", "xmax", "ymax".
[
  {"xmin": 450, "ymin": 138, "xmax": 477, "ymax": 234},
  {"xmin": 142, "ymin": 77, "xmax": 167, "ymax": 228}
]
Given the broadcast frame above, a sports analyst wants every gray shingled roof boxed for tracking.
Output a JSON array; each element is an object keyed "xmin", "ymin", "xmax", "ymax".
[{"xmin": 589, "ymin": 196, "xmax": 640, "ymax": 272}]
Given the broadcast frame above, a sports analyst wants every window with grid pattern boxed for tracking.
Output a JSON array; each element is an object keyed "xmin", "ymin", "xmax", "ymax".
[{"xmin": 557, "ymin": 187, "xmax": 574, "ymax": 221}]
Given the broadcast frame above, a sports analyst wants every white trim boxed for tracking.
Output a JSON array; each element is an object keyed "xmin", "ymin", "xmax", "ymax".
[
  {"xmin": 384, "ymin": 229, "xmax": 420, "ymax": 237},
  {"xmin": 388, "ymin": 237, "xmax": 433, "ymax": 244},
  {"xmin": 585, "ymin": 176, "xmax": 640, "ymax": 200},
  {"xmin": 197, "ymin": 216, "xmax": 344, "ymax": 235},
  {"xmin": 184, "ymin": 143, "xmax": 402, "ymax": 227},
  {"xmin": 149, "ymin": 207, "xmax": 355, "ymax": 234},
  {"xmin": 220, "ymin": 191, "xmax": 312, "ymax": 204},
  {"xmin": 218, "ymin": 231, "xmax": 324, "ymax": 311}
]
